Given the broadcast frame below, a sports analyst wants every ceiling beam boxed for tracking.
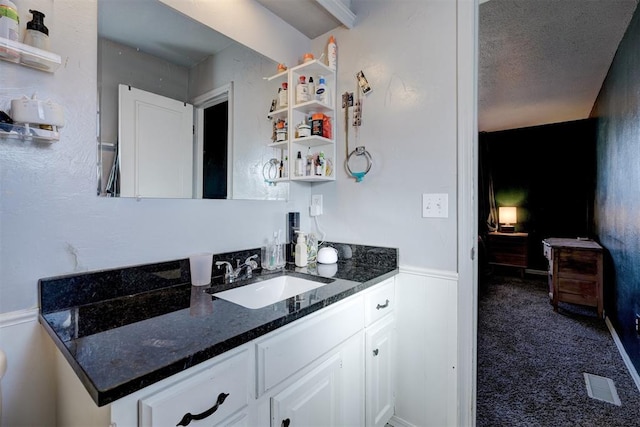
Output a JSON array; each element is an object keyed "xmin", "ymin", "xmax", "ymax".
[{"xmin": 315, "ymin": 0, "xmax": 356, "ymax": 29}]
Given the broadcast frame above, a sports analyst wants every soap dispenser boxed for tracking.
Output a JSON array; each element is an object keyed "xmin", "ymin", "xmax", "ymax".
[
  {"xmin": 295, "ymin": 231, "xmax": 308, "ymax": 267},
  {"xmin": 23, "ymin": 10, "xmax": 49, "ymax": 51}
]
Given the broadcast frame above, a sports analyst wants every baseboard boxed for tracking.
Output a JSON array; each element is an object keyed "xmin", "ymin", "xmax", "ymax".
[
  {"xmin": 605, "ymin": 316, "xmax": 640, "ymax": 392},
  {"xmin": 399, "ymin": 265, "xmax": 458, "ymax": 281},
  {"xmin": 388, "ymin": 414, "xmax": 415, "ymax": 427},
  {"xmin": 0, "ymin": 307, "xmax": 38, "ymax": 328}
]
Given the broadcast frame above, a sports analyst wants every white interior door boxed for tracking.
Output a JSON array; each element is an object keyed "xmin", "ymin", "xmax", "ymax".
[{"xmin": 119, "ymin": 84, "xmax": 194, "ymax": 198}]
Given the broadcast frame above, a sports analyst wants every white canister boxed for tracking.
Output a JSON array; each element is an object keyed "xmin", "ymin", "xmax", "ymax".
[
  {"xmin": 0, "ymin": 0, "xmax": 20, "ymax": 60},
  {"xmin": 297, "ymin": 123, "xmax": 311, "ymax": 138}
]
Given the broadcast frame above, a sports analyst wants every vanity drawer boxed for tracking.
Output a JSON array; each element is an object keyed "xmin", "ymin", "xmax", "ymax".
[
  {"xmin": 255, "ymin": 295, "xmax": 364, "ymax": 396},
  {"xmin": 364, "ymin": 278, "xmax": 395, "ymax": 326},
  {"xmin": 139, "ymin": 349, "xmax": 249, "ymax": 427}
]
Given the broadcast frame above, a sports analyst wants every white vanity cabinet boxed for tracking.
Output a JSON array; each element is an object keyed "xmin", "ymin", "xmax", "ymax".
[
  {"xmin": 55, "ymin": 277, "xmax": 396, "ymax": 427},
  {"xmin": 364, "ymin": 279, "xmax": 396, "ymax": 427}
]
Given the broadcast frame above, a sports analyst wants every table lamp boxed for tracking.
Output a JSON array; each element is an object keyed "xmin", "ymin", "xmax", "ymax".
[{"xmin": 499, "ymin": 206, "xmax": 517, "ymax": 232}]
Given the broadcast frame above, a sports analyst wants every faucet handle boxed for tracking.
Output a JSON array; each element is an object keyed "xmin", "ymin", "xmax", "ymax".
[
  {"xmin": 215, "ymin": 261, "xmax": 233, "ymax": 276},
  {"xmin": 244, "ymin": 254, "xmax": 258, "ymax": 268}
]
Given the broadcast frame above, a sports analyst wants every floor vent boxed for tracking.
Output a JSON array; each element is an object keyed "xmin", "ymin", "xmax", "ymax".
[{"xmin": 584, "ymin": 373, "xmax": 622, "ymax": 406}]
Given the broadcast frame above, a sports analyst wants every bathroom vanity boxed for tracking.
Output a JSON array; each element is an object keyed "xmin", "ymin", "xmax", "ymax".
[{"xmin": 39, "ymin": 244, "xmax": 398, "ymax": 426}]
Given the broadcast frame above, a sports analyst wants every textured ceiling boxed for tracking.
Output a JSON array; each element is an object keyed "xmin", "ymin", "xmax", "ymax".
[{"xmin": 479, "ymin": 0, "xmax": 638, "ymax": 132}]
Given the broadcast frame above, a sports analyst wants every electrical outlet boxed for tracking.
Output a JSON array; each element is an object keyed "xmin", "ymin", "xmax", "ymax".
[
  {"xmin": 310, "ymin": 194, "xmax": 323, "ymax": 216},
  {"xmin": 422, "ymin": 193, "xmax": 448, "ymax": 218},
  {"xmin": 636, "ymin": 315, "xmax": 640, "ymax": 334}
]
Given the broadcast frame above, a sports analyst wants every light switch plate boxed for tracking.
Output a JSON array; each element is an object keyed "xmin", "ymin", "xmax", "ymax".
[{"xmin": 422, "ymin": 193, "xmax": 448, "ymax": 218}]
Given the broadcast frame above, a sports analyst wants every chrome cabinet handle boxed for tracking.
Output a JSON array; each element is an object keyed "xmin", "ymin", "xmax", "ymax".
[
  {"xmin": 176, "ymin": 392, "xmax": 229, "ymax": 426},
  {"xmin": 376, "ymin": 299, "xmax": 389, "ymax": 310},
  {"xmin": 373, "ymin": 348, "xmax": 379, "ymax": 356}
]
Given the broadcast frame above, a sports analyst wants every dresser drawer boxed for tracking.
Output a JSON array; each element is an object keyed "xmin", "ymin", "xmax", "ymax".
[
  {"xmin": 364, "ymin": 278, "xmax": 395, "ymax": 326},
  {"xmin": 255, "ymin": 295, "xmax": 364, "ymax": 396},
  {"xmin": 139, "ymin": 349, "xmax": 249, "ymax": 427}
]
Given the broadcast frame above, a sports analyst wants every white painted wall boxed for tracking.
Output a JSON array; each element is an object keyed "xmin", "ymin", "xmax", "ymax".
[
  {"xmin": 308, "ymin": 0, "xmax": 458, "ymax": 271},
  {"xmin": 0, "ymin": 0, "xmax": 473, "ymax": 426}
]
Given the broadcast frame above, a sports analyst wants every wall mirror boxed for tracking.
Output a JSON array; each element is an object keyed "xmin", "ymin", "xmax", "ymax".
[{"xmin": 97, "ymin": 0, "xmax": 289, "ymax": 201}]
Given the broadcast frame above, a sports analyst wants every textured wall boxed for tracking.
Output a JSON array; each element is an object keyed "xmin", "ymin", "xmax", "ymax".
[
  {"xmin": 309, "ymin": 0, "xmax": 458, "ymax": 270},
  {"xmin": 592, "ymin": 5, "xmax": 640, "ymax": 373}
]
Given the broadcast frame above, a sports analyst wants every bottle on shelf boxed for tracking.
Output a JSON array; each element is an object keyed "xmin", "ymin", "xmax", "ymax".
[
  {"xmin": 295, "ymin": 151, "xmax": 304, "ymax": 176},
  {"xmin": 307, "ymin": 77, "xmax": 315, "ymax": 101},
  {"xmin": 316, "ymin": 77, "xmax": 329, "ymax": 104},
  {"xmin": 278, "ymin": 82, "xmax": 288, "ymax": 109},
  {"xmin": 21, "ymin": 9, "xmax": 50, "ymax": 68},
  {"xmin": 0, "ymin": 0, "xmax": 20, "ymax": 60},
  {"xmin": 327, "ymin": 35, "xmax": 337, "ymax": 70},
  {"xmin": 296, "ymin": 75, "xmax": 309, "ymax": 104}
]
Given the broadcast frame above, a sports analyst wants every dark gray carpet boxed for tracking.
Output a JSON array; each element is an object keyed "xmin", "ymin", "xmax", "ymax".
[{"xmin": 477, "ymin": 274, "xmax": 640, "ymax": 426}]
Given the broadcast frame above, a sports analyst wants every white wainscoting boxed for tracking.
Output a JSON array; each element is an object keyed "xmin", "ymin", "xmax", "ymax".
[
  {"xmin": 391, "ymin": 267, "xmax": 459, "ymax": 427},
  {"xmin": 0, "ymin": 309, "xmax": 57, "ymax": 426}
]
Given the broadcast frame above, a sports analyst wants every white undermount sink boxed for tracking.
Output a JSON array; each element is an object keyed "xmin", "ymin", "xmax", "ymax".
[{"xmin": 213, "ymin": 275, "xmax": 332, "ymax": 309}]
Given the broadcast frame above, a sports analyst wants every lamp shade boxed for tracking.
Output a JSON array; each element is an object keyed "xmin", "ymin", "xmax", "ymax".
[{"xmin": 499, "ymin": 206, "xmax": 517, "ymax": 225}]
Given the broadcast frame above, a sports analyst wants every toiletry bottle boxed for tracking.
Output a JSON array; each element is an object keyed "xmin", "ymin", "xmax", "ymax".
[
  {"xmin": 0, "ymin": 0, "xmax": 20, "ymax": 60},
  {"xmin": 283, "ymin": 155, "xmax": 288, "ymax": 178},
  {"xmin": 327, "ymin": 35, "xmax": 337, "ymax": 70},
  {"xmin": 278, "ymin": 82, "xmax": 288, "ymax": 109},
  {"xmin": 307, "ymin": 77, "xmax": 315, "ymax": 101},
  {"xmin": 296, "ymin": 76, "xmax": 309, "ymax": 104},
  {"xmin": 316, "ymin": 77, "xmax": 328, "ymax": 104},
  {"xmin": 23, "ymin": 9, "xmax": 49, "ymax": 51},
  {"xmin": 295, "ymin": 232, "xmax": 308, "ymax": 267},
  {"xmin": 295, "ymin": 151, "xmax": 303, "ymax": 176}
]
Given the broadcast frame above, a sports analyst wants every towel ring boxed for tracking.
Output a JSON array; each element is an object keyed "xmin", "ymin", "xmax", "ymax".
[
  {"xmin": 346, "ymin": 146, "xmax": 372, "ymax": 182},
  {"xmin": 262, "ymin": 158, "xmax": 279, "ymax": 185}
]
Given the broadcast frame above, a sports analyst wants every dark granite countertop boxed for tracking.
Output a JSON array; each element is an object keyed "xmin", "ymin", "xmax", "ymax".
[{"xmin": 39, "ymin": 243, "xmax": 398, "ymax": 406}]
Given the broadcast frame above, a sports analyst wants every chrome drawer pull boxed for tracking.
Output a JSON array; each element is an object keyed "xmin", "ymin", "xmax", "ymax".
[
  {"xmin": 177, "ymin": 392, "xmax": 229, "ymax": 426},
  {"xmin": 376, "ymin": 299, "xmax": 389, "ymax": 310}
]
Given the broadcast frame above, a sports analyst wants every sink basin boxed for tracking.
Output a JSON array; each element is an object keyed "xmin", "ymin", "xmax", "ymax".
[{"xmin": 213, "ymin": 275, "xmax": 333, "ymax": 309}]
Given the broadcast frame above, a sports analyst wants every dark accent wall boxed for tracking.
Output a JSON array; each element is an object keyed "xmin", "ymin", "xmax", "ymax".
[
  {"xmin": 591, "ymin": 3, "xmax": 640, "ymax": 374},
  {"xmin": 480, "ymin": 120, "xmax": 596, "ymax": 271}
]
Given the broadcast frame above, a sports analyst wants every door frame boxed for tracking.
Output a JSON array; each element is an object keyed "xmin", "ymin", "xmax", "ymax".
[
  {"xmin": 456, "ymin": 0, "xmax": 479, "ymax": 426},
  {"xmin": 192, "ymin": 82, "xmax": 234, "ymax": 199}
]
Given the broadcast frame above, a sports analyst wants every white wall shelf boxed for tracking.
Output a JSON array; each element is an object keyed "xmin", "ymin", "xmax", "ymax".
[
  {"xmin": 0, "ymin": 123, "xmax": 59, "ymax": 143},
  {"xmin": 266, "ymin": 58, "xmax": 336, "ymax": 183},
  {"xmin": 0, "ymin": 37, "xmax": 61, "ymax": 73}
]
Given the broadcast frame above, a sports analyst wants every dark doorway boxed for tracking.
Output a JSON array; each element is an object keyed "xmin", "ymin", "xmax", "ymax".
[{"xmin": 203, "ymin": 101, "xmax": 229, "ymax": 199}]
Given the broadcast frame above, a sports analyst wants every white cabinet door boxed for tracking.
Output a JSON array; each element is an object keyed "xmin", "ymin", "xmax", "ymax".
[
  {"xmin": 271, "ymin": 353, "xmax": 343, "ymax": 427},
  {"xmin": 366, "ymin": 314, "xmax": 395, "ymax": 427}
]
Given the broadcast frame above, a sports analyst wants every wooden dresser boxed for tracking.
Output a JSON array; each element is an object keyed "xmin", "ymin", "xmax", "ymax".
[
  {"xmin": 542, "ymin": 238, "xmax": 603, "ymax": 318},
  {"xmin": 487, "ymin": 232, "xmax": 529, "ymax": 275}
]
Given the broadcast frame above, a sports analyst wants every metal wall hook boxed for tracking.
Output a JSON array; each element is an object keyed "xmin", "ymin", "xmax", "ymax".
[{"xmin": 346, "ymin": 146, "xmax": 372, "ymax": 182}]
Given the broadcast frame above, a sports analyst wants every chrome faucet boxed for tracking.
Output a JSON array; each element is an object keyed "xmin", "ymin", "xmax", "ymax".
[{"xmin": 216, "ymin": 255, "xmax": 258, "ymax": 282}]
